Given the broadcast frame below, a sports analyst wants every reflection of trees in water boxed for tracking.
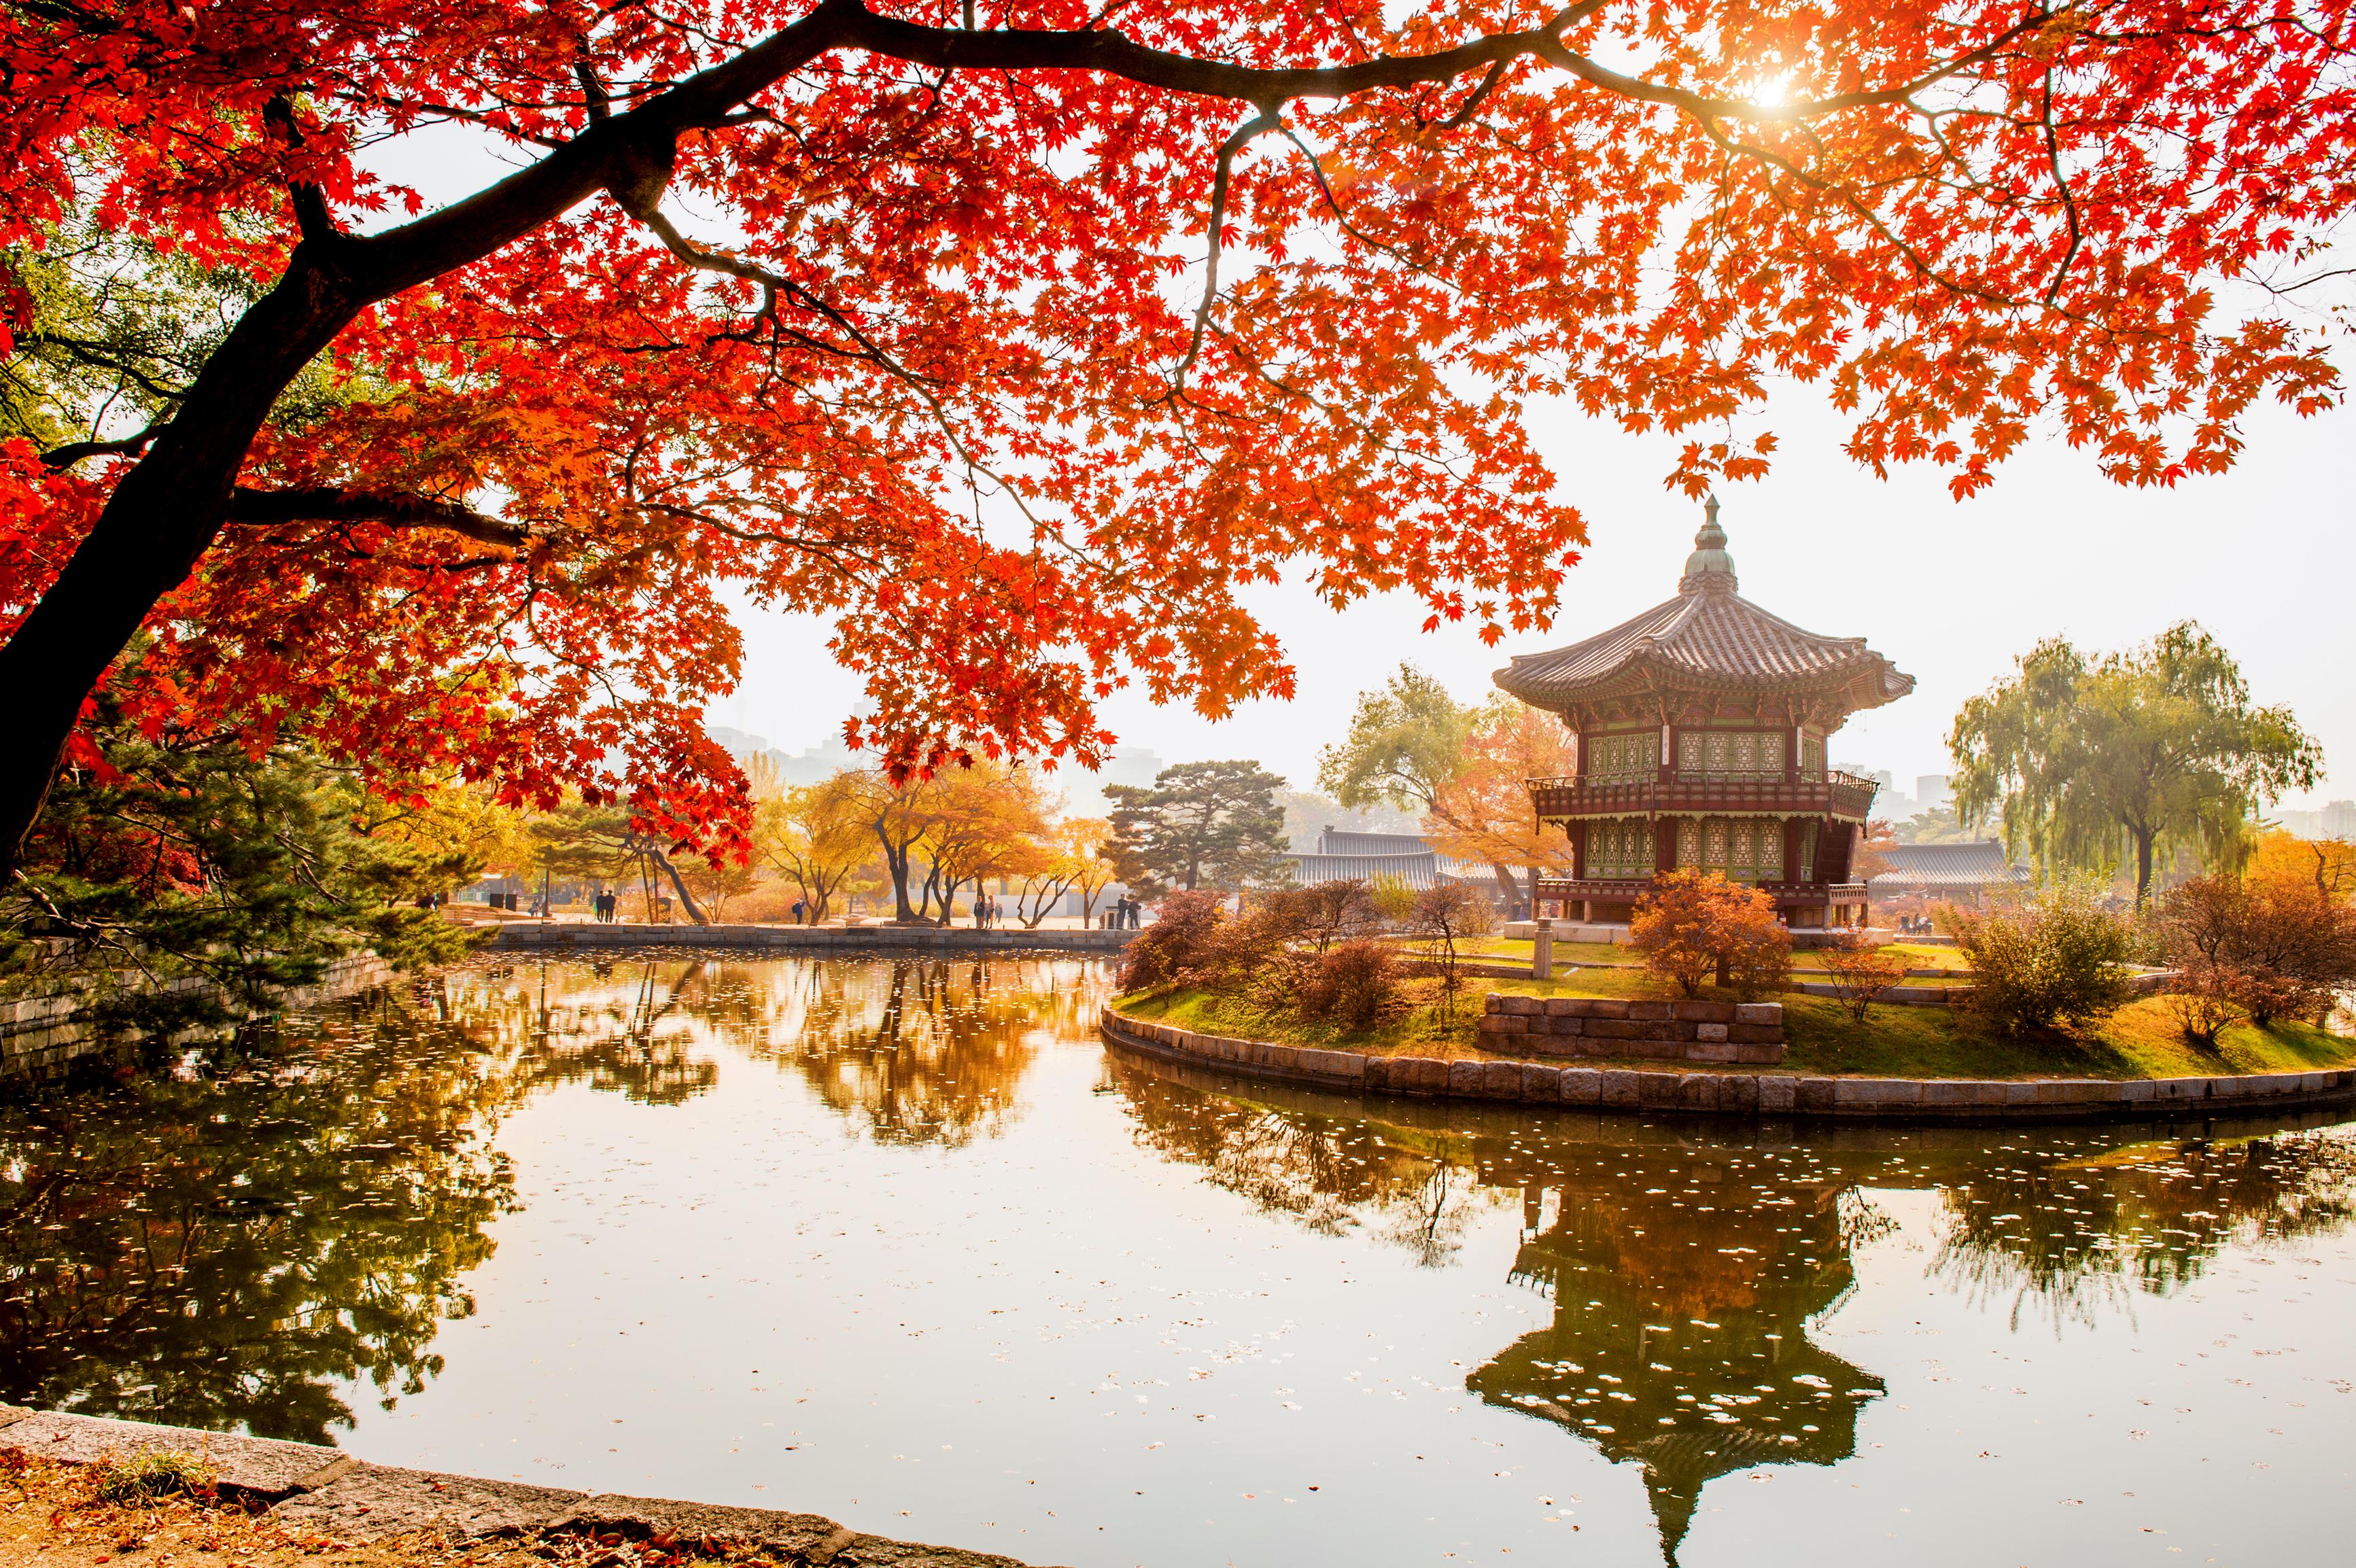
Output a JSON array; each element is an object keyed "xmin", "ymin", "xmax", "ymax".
[
  {"xmin": 0, "ymin": 955, "xmax": 1102, "ymax": 1444},
  {"xmin": 1469, "ymin": 1145, "xmax": 1882, "ymax": 1566},
  {"xmin": 1933, "ymin": 1130, "xmax": 2356, "ymax": 1332},
  {"xmin": 422, "ymin": 961, "xmax": 722, "ymax": 1105},
  {"xmin": 699, "ymin": 956, "xmax": 1103, "ymax": 1147},
  {"xmin": 757, "ymin": 960, "xmax": 1054, "ymax": 1145},
  {"xmin": 1105, "ymin": 1052, "xmax": 2356, "ymax": 1567},
  {"xmin": 0, "ymin": 998, "xmax": 523, "ymax": 1443},
  {"xmin": 1107, "ymin": 1059, "xmax": 1500, "ymax": 1264}
]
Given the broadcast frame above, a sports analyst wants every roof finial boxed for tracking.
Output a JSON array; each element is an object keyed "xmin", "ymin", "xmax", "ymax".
[{"xmin": 1680, "ymin": 494, "xmax": 1736, "ymax": 593}]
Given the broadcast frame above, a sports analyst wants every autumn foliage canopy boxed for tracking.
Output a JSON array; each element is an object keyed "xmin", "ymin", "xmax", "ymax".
[{"xmin": 4, "ymin": 0, "xmax": 2353, "ymax": 861}]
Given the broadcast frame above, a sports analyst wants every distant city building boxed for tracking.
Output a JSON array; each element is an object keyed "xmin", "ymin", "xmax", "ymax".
[
  {"xmin": 708, "ymin": 725, "xmax": 860, "ymax": 785},
  {"xmin": 1059, "ymin": 744, "xmax": 1167, "ymax": 817},
  {"xmin": 2279, "ymin": 799, "xmax": 2356, "ymax": 840},
  {"xmin": 1915, "ymin": 773, "xmax": 1954, "ymax": 812},
  {"xmin": 1495, "ymin": 499, "xmax": 1911, "ymax": 930}
]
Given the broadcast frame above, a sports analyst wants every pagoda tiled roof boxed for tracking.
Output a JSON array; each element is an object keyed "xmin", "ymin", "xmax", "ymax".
[{"xmin": 1493, "ymin": 500, "xmax": 1913, "ymax": 712}]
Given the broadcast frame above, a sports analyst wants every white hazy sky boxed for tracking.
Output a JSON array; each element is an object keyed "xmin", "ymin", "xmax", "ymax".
[
  {"xmin": 366, "ymin": 124, "xmax": 2355, "ymax": 812},
  {"xmin": 720, "ymin": 383, "xmax": 2355, "ymax": 810}
]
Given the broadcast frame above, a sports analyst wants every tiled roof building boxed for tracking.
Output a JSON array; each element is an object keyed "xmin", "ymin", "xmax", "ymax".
[
  {"xmin": 1497, "ymin": 500, "xmax": 1912, "ymax": 928},
  {"xmin": 1867, "ymin": 841, "xmax": 2030, "ymax": 903},
  {"xmin": 1279, "ymin": 828, "xmax": 1502, "ymax": 896}
]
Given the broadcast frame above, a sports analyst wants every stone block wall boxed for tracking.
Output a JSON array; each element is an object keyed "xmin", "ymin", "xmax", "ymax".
[
  {"xmin": 1095, "ymin": 1006, "xmax": 2356, "ymax": 1122},
  {"xmin": 1476, "ymin": 993, "xmax": 1784, "ymax": 1064}
]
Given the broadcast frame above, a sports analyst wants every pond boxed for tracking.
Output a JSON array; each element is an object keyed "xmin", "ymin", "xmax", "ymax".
[{"xmin": 5, "ymin": 954, "xmax": 2354, "ymax": 1567}]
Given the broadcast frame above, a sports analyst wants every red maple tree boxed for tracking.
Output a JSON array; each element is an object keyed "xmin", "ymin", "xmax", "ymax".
[{"xmin": 3, "ymin": 0, "xmax": 2349, "ymax": 863}]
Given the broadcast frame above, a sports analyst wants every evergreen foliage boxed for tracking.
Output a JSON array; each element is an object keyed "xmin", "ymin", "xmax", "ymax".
[
  {"xmin": 1105, "ymin": 761, "xmax": 1287, "ymax": 894},
  {"xmin": 2, "ymin": 718, "xmax": 484, "ymax": 1034}
]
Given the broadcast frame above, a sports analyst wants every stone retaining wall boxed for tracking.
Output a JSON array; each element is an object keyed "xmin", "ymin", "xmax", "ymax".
[
  {"xmin": 1, "ymin": 954, "xmax": 392, "ymax": 1080},
  {"xmin": 493, "ymin": 921, "xmax": 1133, "ymax": 953},
  {"xmin": 1476, "ymin": 993, "xmax": 1785, "ymax": 1064},
  {"xmin": 1098, "ymin": 1005, "xmax": 2356, "ymax": 1122}
]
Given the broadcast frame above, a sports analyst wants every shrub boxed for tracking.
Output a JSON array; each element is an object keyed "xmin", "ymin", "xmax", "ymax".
[
  {"xmin": 1408, "ymin": 882, "xmax": 1495, "ymax": 1012},
  {"xmin": 1118, "ymin": 889, "xmax": 1227, "ymax": 990},
  {"xmin": 1629, "ymin": 869, "xmax": 1792, "ymax": 999},
  {"xmin": 1294, "ymin": 939, "xmax": 1408, "ymax": 1032},
  {"xmin": 1941, "ymin": 882, "xmax": 2136, "ymax": 1035},
  {"xmin": 1193, "ymin": 892, "xmax": 1315, "ymax": 996},
  {"xmin": 1294, "ymin": 879, "xmax": 1383, "ymax": 951},
  {"xmin": 2149, "ymin": 871, "xmax": 2356, "ymax": 1041},
  {"xmin": 1816, "ymin": 931, "xmax": 1907, "ymax": 1022}
]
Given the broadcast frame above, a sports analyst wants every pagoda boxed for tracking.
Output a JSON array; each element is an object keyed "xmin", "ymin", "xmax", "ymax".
[{"xmin": 1493, "ymin": 500, "xmax": 1911, "ymax": 929}]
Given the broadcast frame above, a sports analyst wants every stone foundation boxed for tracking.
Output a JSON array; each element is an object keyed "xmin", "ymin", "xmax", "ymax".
[
  {"xmin": 1477, "ymin": 992, "xmax": 1785, "ymax": 1064},
  {"xmin": 1097, "ymin": 1005, "xmax": 2356, "ymax": 1122}
]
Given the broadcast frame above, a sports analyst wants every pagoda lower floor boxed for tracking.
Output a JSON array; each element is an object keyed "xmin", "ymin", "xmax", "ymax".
[
  {"xmin": 1533, "ymin": 875, "xmax": 1871, "ymax": 928},
  {"xmin": 1537, "ymin": 806, "xmax": 1873, "ymax": 928}
]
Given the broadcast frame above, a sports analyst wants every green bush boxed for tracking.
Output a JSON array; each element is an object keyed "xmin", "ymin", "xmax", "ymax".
[
  {"xmin": 1941, "ymin": 882, "xmax": 2137, "ymax": 1034},
  {"xmin": 92, "ymin": 1450, "xmax": 216, "ymax": 1505}
]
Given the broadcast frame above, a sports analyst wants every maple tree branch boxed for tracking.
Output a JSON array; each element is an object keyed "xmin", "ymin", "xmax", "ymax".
[
  {"xmin": 224, "ymin": 486, "xmax": 532, "ymax": 548},
  {"xmin": 40, "ymin": 420, "xmax": 167, "ymax": 469},
  {"xmin": 1170, "ymin": 109, "xmax": 1282, "ymax": 397},
  {"xmin": 2039, "ymin": 69, "xmax": 2083, "ymax": 307},
  {"xmin": 262, "ymin": 95, "xmax": 343, "ymax": 246}
]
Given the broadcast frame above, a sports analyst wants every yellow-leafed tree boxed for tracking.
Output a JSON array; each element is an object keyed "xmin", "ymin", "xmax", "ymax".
[
  {"xmin": 1422, "ymin": 699, "xmax": 1574, "ymax": 913},
  {"xmin": 754, "ymin": 770, "xmax": 881, "ymax": 923}
]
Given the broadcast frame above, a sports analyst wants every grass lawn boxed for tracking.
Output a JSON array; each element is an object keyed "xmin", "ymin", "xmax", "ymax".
[{"xmin": 1115, "ymin": 974, "xmax": 2356, "ymax": 1081}]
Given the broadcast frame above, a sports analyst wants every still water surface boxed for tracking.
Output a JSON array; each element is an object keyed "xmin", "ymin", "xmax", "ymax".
[{"xmin": 5, "ymin": 955, "xmax": 2355, "ymax": 1566}]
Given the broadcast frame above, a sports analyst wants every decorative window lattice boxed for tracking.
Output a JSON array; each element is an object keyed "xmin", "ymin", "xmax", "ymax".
[
  {"xmin": 1585, "ymin": 818, "xmax": 1655, "ymax": 878},
  {"xmin": 1585, "ymin": 730, "xmax": 1659, "ymax": 781},
  {"xmin": 1799, "ymin": 820, "xmax": 1820, "ymax": 882},
  {"xmin": 1673, "ymin": 816, "xmax": 1786, "ymax": 883},
  {"xmin": 1800, "ymin": 734, "xmax": 1826, "ymax": 777},
  {"xmin": 1676, "ymin": 729, "xmax": 1787, "ymax": 780}
]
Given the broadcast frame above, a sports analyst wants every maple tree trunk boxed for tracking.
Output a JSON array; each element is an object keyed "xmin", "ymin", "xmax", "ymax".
[
  {"xmin": 0, "ymin": 9, "xmax": 862, "ymax": 869},
  {"xmin": 0, "ymin": 253, "xmax": 366, "ymax": 864},
  {"xmin": 1489, "ymin": 862, "xmax": 1525, "ymax": 919}
]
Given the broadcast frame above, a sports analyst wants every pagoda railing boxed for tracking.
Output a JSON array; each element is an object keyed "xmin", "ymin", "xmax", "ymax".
[
  {"xmin": 1527, "ymin": 769, "xmax": 1879, "ymax": 822},
  {"xmin": 1535, "ymin": 877, "xmax": 1870, "ymax": 905}
]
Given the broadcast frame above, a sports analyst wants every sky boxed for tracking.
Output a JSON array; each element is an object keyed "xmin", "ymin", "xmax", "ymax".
[
  {"xmin": 364, "ymin": 121, "xmax": 2356, "ymax": 814},
  {"xmin": 716, "ymin": 381, "xmax": 2356, "ymax": 812}
]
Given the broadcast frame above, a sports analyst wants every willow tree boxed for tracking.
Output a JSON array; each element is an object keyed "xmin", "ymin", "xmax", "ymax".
[{"xmin": 1948, "ymin": 624, "xmax": 2321, "ymax": 905}]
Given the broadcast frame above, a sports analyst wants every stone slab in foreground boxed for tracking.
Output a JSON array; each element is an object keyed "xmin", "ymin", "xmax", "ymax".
[{"xmin": 0, "ymin": 1405, "xmax": 1045, "ymax": 1567}]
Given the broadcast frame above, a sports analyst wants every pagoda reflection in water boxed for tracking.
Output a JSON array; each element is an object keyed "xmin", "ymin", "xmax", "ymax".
[{"xmin": 1466, "ymin": 1147, "xmax": 1884, "ymax": 1563}]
